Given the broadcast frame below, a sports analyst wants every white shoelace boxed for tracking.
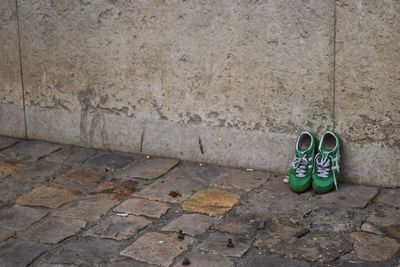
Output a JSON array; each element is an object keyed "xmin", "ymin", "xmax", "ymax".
[
  {"xmin": 292, "ymin": 153, "xmax": 308, "ymax": 178},
  {"xmin": 315, "ymin": 152, "xmax": 338, "ymax": 191}
]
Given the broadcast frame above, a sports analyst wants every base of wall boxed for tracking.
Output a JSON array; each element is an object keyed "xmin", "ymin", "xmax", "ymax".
[
  {"xmin": 4, "ymin": 105, "xmax": 397, "ymax": 187},
  {"xmin": 0, "ymin": 102, "xmax": 26, "ymax": 138}
]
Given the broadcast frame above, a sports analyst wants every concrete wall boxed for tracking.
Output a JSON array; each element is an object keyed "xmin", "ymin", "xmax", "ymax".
[{"xmin": 0, "ymin": 0, "xmax": 399, "ymax": 186}]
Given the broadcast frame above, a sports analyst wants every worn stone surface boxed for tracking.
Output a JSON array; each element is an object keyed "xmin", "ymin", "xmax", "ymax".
[
  {"xmin": 361, "ymin": 206, "xmax": 400, "ymax": 239},
  {"xmin": 182, "ymin": 188, "xmax": 240, "ymax": 216},
  {"xmin": 162, "ymin": 214, "xmax": 215, "ymax": 237},
  {"xmin": 376, "ymin": 188, "xmax": 400, "ymax": 208},
  {"xmin": 283, "ymin": 232, "xmax": 352, "ymax": 264},
  {"xmin": 308, "ymin": 208, "xmax": 367, "ymax": 233},
  {"xmin": 22, "ymin": 216, "xmax": 86, "ymax": 244},
  {"xmin": 197, "ymin": 232, "xmax": 252, "ymax": 257},
  {"xmin": 46, "ymin": 145, "xmax": 98, "ymax": 164},
  {"xmin": 16, "ymin": 184, "xmax": 82, "ymax": 208},
  {"xmin": 313, "ymin": 184, "xmax": 378, "ymax": 209},
  {"xmin": 137, "ymin": 164, "xmax": 225, "ymax": 203},
  {"xmin": 0, "ymin": 239, "xmax": 49, "ymax": 267},
  {"xmin": 0, "ymin": 136, "xmax": 18, "ymax": 150},
  {"xmin": 0, "ymin": 205, "xmax": 47, "ymax": 230},
  {"xmin": 65, "ymin": 167, "xmax": 104, "ymax": 185},
  {"xmin": 94, "ymin": 180, "xmax": 138, "ymax": 200},
  {"xmin": 114, "ymin": 198, "xmax": 170, "ymax": 219},
  {"xmin": 88, "ymin": 153, "xmax": 134, "ymax": 170},
  {"xmin": 0, "ymin": 227, "xmax": 15, "ymax": 242},
  {"xmin": 174, "ymin": 250, "xmax": 235, "ymax": 267},
  {"xmin": 12, "ymin": 160, "xmax": 70, "ymax": 183},
  {"xmin": 0, "ymin": 160, "xmax": 27, "ymax": 178},
  {"xmin": 85, "ymin": 215, "xmax": 151, "ymax": 240},
  {"xmin": 336, "ymin": 0, "xmax": 400, "ymax": 186},
  {"xmin": 53, "ymin": 197, "xmax": 118, "ymax": 222},
  {"xmin": 0, "ymin": 0, "xmax": 25, "ymax": 138},
  {"xmin": 0, "ymin": 140, "xmax": 60, "ymax": 162},
  {"xmin": 254, "ymin": 216, "xmax": 305, "ymax": 252},
  {"xmin": 120, "ymin": 232, "xmax": 194, "ymax": 267},
  {"xmin": 239, "ymin": 254, "xmax": 312, "ymax": 267},
  {"xmin": 117, "ymin": 158, "xmax": 179, "ymax": 180},
  {"xmin": 212, "ymin": 169, "xmax": 268, "ymax": 191},
  {"xmin": 47, "ymin": 238, "xmax": 120, "ymax": 266},
  {"xmin": 350, "ymin": 232, "xmax": 400, "ymax": 262}
]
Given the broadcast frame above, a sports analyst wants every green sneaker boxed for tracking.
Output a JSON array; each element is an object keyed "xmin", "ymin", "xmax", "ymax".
[
  {"xmin": 312, "ymin": 130, "xmax": 343, "ymax": 193},
  {"xmin": 289, "ymin": 131, "xmax": 318, "ymax": 193}
]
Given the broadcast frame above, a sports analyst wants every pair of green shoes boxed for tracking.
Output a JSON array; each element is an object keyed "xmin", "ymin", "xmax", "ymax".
[{"xmin": 289, "ymin": 130, "xmax": 342, "ymax": 194}]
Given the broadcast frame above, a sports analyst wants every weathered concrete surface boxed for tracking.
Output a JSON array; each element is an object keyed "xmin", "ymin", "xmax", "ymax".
[
  {"xmin": 0, "ymin": 0, "xmax": 399, "ymax": 186},
  {"xmin": 336, "ymin": 0, "xmax": 400, "ymax": 186},
  {"xmin": 0, "ymin": 0, "xmax": 25, "ymax": 138},
  {"xmin": 13, "ymin": 0, "xmax": 338, "ymax": 180}
]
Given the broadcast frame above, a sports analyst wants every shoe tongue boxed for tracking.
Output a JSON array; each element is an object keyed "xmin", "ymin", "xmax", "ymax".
[{"xmin": 320, "ymin": 147, "xmax": 334, "ymax": 154}]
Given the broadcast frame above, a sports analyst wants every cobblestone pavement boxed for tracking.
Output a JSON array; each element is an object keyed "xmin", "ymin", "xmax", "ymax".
[{"xmin": 0, "ymin": 136, "xmax": 399, "ymax": 267}]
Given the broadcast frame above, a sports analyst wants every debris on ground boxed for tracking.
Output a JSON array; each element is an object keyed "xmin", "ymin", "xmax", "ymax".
[{"xmin": 169, "ymin": 190, "xmax": 182, "ymax": 198}]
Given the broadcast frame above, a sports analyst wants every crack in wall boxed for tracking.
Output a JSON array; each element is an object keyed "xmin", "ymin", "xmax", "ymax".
[{"xmin": 15, "ymin": 0, "xmax": 27, "ymax": 138}]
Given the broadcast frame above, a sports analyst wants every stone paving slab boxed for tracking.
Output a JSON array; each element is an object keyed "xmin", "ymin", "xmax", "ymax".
[
  {"xmin": 0, "ymin": 205, "xmax": 48, "ymax": 231},
  {"xmin": 64, "ymin": 167, "xmax": 104, "ymax": 185},
  {"xmin": 216, "ymin": 211, "xmax": 258, "ymax": 235},
  {"xmin": 53, "ymin": 197, "xmax": 118, "ymax": 222},
  {"xmin": 47, "ymin": 238, "xmax": 121, "ymax": 266},
  {"xmin": 254, "ymin": 216, "xmax": 305, "ymax": 252},
  {"xmin": 162, "ymin": 214, "xmax": 216, "ymax": 236},
  {"xmin": 0, "ymin": 239, "xmax": 49, "ymax": 267},
  {"xmin": 95, "ymin": 180, "xmax": 138, "ymax": 200},
  {"xmin": 85, "ymin": 215, "xmax": 151, "ymax": 240},
  {"xmin": 212, "ymin": 169, "xmax": 268, "ymax": 192},
  {"xmin": 0, "ymin": 160, "xmax": 27, "ymax": 178},
  {"xmin": 308, "ymin": 208, "xmax": 367, "ymax": 233},
  {"xmin": 12, "ymin": 160, "xmax": 71, "ymax": 183},
  {"xmin": 376, "ymin": 188, "xmax": 400, "ymax": 208},
  {"xmin": 238, "ymin": 253, "xmax": 313, "ymax": 267},
  {"xmin": 137, "ymin": 164, "xmax": 225, "ymax": 204},
  {"xmin": 22, "ymin": 216, "xmax": 87, "ymax": 244},
  {"xmin": 45, "ymin": 145, "xmax": 98, "ymax": 164},
  {"xmin": 283, "ymin": 232, "xmax": 352, "ymax": 264},
  {"xmin": 88, "ymin": 153, "xmax": 134, "ymax": 170},
  {"xmin": 118, "ymin": 158, "xmax": 179, "ymax": 180},
  {"xmin": 197, "ymin": 232, "xmax": 253, "ymax": 257},
  {"xmin": 181, "ymin": 188, "xmax": 240, "ymax": 216},
  {"xmin": 16, "ymin": 184, "xmax": 82, "ymax": 209},
  {"xmin": 313, "ymin": 184, "xmax": 379, "ymax": 209},
  {"xmin": 0, "ymin": 181, "xmax": 17, "ymax": 208},
  {"xmin": 361, "ymin": 206, "xmax": 400, "ymax": 239},
  {"xmin": 0, "ymin": 140, "xmax": 60, "ymax": 162},
  {"xmin": 350, "ymin": 232, "xmax": 400, "ymax": 262},
  {"xmin": 173, "ymin": 250, "xmax": 235, "ymax": 267},
  {"xmin": 0, "ymin": 136, "xmax": 18, "ymax": 150},
  {"xmin": 114, "ymin": 198, "xmax": 170, "ymax": 219},
  {"xmin": 120, "ymin": 232, "xmax": 195, "ymax": 267},
  {"xmin": 0, "ymin": 227, "xmax": 15, "ymax": 242}
]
